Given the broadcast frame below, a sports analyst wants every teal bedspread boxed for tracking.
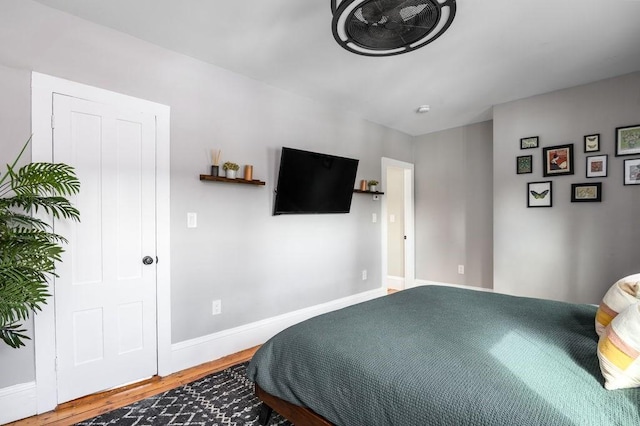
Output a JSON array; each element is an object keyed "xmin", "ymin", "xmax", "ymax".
[{"xmin": 246, "ymin": 286, "xmax": 640, "ymax": 425}]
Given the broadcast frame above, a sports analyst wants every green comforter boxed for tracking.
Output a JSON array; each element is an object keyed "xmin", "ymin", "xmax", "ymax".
[{"xmin": 247, "ymin": 286, "xmax": 640, "ymax": 425}]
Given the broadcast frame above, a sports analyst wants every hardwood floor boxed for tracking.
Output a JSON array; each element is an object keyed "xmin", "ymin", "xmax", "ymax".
[{"xmin": 8, "ymin": 346, "xmax": 260, "ymax": 426}]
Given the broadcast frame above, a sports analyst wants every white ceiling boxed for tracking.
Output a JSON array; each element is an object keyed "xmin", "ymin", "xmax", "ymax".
[{"xmin": 33, "ymin": 0, "xmax": 640, "ymax": 136}]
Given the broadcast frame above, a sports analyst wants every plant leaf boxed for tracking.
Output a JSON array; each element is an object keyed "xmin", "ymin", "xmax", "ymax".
[{"xmin": 0, "ymin": 138, "xmax": 80, "ymax": 349}]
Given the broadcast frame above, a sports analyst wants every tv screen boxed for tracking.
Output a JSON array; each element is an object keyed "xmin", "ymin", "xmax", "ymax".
[{"xmin": 273, "ymin": 147, "xmax": 359, "ymax": 215}]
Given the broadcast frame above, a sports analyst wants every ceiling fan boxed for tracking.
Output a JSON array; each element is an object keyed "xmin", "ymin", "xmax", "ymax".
[{"xmin": 331, "ymin": 0, "xmax": 457, "ymax": 56}]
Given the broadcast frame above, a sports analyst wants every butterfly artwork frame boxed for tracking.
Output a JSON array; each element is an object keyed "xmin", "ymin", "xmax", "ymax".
[
  {"xmin": 584, "ymin": 134, "xmax": 600, "ymax": 152},
  {"xmin": 528, "ymin": 181, "xmax": 552, "ymax": 208},
  {"xmin": 571, "ymin": 182, "xmax": 602, "ymax": 202},
  {"xmin": 542, "ymin": 144, "xmax": 574, "ymax": 177}
]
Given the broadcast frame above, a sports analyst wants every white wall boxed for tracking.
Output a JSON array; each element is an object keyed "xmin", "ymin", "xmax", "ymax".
[
  {"xmin": 493, "ymin": 72, "xmax": 640, "ymax": 303},
  {"xmin": 0, "ymin": 0, "xmax": 413, "ymax": 390}
]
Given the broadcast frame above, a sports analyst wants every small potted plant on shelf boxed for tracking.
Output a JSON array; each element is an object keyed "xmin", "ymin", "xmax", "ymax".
[
  {"xmin": 223, "ymin": 161, "xmax": 239, "ymax": 179},
  {"xmin": 368, "ymin": 180, "xmax": 379, "ymax": 192}
]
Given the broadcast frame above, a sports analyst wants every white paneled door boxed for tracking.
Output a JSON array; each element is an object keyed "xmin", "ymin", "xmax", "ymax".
[{"xmin": 52, "ymin": 94, "xmax": 158, "ymax": 404}]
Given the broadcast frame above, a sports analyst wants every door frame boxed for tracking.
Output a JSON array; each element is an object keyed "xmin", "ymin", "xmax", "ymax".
[
  {"xmin": 381, "ymin": 158, "xmax": 415, "ymax": 290},
  {"xmin": 31, "ymin": 72, "xmax": 171, "ymax": 413}
]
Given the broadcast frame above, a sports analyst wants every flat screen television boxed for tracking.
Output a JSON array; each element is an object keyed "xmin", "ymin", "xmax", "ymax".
[{"xmin": 273, "ymin": 147, "xmax": 359, "ymax": 215}]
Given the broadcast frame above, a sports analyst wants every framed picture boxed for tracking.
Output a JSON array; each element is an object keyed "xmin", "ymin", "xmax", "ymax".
[
  {"xmin": 571, "ymin": 183, "xmax": 602, "ymax": 202},
  {"xmin": 542, "ymin": 144, "xmax": 574, "ymax": 176},
  {"xmin": 516, "ymin": 155, "xmax": 533, "ymax": 174},
  {"xmin": 527, "ymin": 181, "xmax": 552, "ymax": 208},
  {"xmin": 623, "ymin": 158, "xmax": 640, "ymax": 185},
  {"xmin": 586, "ymin": 154, "xmax": 608, "ymax": 178},
  {"xmin": 584, "ymin": 134, "xmax": 599, "ymax": 152},
  {"xmin": 520, "ymin": 136, "xmax": 539, "ymax": 149},
  {"xmin": 616, "ymin": 124, "xmax": 640, "ymax": 156}
]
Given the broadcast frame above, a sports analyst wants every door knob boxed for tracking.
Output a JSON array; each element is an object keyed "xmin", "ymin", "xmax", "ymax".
[{"xmin": 142, "ymin": 256, "xmax": 154, "ymax": 265}]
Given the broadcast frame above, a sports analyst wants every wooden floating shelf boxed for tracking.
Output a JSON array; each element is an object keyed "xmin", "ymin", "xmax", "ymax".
[
  {"xmin": 353, "ymin": 189, "xmax": 384, "ymax": 195},
  {"xmin": 199, "ymin": 175, "xmax": 266, "ymax": 186}
]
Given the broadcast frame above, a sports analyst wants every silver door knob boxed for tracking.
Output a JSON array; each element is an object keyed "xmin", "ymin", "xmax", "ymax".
[{"xmin": 142, "ymin": 256, "xmax": 154, "ymax": 265}]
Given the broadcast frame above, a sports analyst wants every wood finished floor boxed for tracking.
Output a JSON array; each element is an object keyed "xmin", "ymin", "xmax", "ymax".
[
  {"xmin": 9, "ymin": 289, "xmax": 398, "ymax": 425},
  {"xmin": 8, "ymin": 346, "xmax": 260, "ymax": 426}
]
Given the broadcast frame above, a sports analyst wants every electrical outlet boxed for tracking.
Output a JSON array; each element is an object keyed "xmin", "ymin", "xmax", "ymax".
[
  {"xmin": 372, "ymin": 213, "xmax": 377, "ymax": 223},
  {"xmin": 458, "ymin": 265, "xmax": 465, "ymax": 275},
  {"xmin": 362, "ymin": 269, "xmax": 367, "ymax": 280},
  {"xmin": 212, "ymin": 299, "xmax": 222, "ymax": 315},
  {"xmin": 187, "ymin": 212, "xmax": 197, "ymax": 228}
]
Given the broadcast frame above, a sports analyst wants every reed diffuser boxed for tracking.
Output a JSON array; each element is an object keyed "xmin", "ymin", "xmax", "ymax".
[{"xmin": 211, "ymin": 149, "xmax": 221, "ymax": 176}]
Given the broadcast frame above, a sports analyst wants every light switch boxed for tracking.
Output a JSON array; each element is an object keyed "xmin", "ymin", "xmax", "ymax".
[
  {"xmin": 389, "ymin": 214, "xmax": 396, "ymax": 223},
  {"xmin": 187, "ymin": 212, "xmax": 197, "ymax": 228}
]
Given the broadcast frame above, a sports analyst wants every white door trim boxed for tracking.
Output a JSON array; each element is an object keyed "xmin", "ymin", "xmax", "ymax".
[
  {"xmin": 381, "ymin": 158, "xmax": 415, "ymax": 290},
  {"xmin": 31, "ymin": 72, "xmax": 171, "ymax": 413}
]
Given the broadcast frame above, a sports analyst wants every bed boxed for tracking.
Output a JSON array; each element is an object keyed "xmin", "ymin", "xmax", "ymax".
[{"xmin": 246, "ymin": 285, "xmax": 640, "ymax": 425}]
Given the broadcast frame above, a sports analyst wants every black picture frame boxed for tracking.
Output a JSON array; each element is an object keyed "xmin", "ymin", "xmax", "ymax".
[
  {"xmin": 571, "ymin": 182, "xmax": 602, "ymax": 202},
  {"xmin": 527, "ymin": 181, "xmax": 552, "ymax": 208},
  {"xmin": 586, "ymin": 154, "xmax": 608, "ymax": 178},
  {"xmin": 584, "ymin": 134, "xmax": 600, "ymax": 152},
  {"xmin": 520, "ymin": 136, "xmax": 539, "ymax": 149},
  {"xmin": 616, "ymin": 124, "xmax": 640, "ymax": 156},
  {"xmin": 516, "ymin": 155, "xmax": 533, "ymax": 174},
  {"xmin": 542, "ymin": 144, "xmax": 574, "ymax": 177},
  {"xmin": 623, "ymin": 158, "xmax": 640, "ymax": 185}
]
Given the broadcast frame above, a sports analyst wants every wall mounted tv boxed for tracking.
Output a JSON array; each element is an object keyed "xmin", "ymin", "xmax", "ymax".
[{"xmin": 273, "ymin": 147, "xmax": 359, "ymax": 215}]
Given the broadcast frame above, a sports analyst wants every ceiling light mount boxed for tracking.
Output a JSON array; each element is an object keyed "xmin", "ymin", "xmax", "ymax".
[{"xmin": 331, "ymin": 0, "xmax": 457, "ymax": 57}]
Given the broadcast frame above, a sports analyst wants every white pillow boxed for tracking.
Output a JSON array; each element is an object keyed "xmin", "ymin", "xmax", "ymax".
[
  {"xmin": 597, "ymin": 303, "xmax": 640, "ymax": 390},
  {"xmin": 595, "ymin": 273, "xmax": 640, "ymax": 336}
]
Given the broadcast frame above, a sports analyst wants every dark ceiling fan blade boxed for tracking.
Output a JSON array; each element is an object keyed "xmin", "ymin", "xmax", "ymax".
[{"xmin": 332, "ymin": 0, "xmax": 457, "ymax": 56}]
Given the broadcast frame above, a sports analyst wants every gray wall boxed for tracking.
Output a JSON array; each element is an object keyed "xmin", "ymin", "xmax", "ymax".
[
  {"xmin": 0, "ymin": 0, "xmax": 413, "ymax": 388},
  {"xmin": 493, "ymin": 72, "xmax": 640, "ymax": 303},
  {"xmin": 413, "ymin": 121, "xmax": 494, "ymax": 288}
]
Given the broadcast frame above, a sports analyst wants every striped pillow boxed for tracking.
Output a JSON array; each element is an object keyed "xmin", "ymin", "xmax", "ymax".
[
  {"xmin": 595, "ymin": 274, "xmax": 640, "ymax": 336},
  {"xmin": 597, "ymin": 303, "xmax": 640, "ymax": 390}
]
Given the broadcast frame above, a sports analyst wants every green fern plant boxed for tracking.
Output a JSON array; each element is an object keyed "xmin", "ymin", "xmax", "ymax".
[{"xmin": 0, "ymin": 138, "xmax": 80, "ymax": 348}]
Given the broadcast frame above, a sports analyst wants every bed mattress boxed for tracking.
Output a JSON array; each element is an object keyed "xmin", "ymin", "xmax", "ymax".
[{"xmin": 247, "ymin": 286, "xmax": 640, "ymax": 425}]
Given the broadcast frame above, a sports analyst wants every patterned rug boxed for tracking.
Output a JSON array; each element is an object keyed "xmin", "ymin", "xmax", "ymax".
[{"xmin": 76, "ymin": 362, "xmax": 293, "ymax": 426}]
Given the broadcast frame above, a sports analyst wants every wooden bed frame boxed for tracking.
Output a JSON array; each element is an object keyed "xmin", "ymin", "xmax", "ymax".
[{"xmin": 255, "ymin": 384, "xmax": 333, "ymax": 426}]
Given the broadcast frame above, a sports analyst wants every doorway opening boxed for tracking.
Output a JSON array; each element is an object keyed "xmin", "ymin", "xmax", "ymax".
[{"xmin": 381, "ymin": 158, "xmax": 414, "ymax": 290}]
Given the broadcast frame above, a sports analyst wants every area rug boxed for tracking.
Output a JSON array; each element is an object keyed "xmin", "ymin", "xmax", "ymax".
[{"xmin": 76, "ymin": 362, "xmax": 292, "ymax": 426}]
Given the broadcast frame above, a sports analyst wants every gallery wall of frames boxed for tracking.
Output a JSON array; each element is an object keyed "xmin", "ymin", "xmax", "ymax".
[{"xmin": 516, "ymin": 124, "xmax": 640, "ymax": 207}]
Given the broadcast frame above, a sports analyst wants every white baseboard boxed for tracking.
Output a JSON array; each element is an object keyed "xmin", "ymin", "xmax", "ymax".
[
  {"xmin": 169, "ymin": 288, "xmax": 387, "ymax": 373},
  {"xmin": 414, "ymin": 279, "xmax": 494, "ymax": 292},
  {"xmin": 0, "ymin": 381, "xmax": 37, "ymax": 424},
  {"xmin": 386, "ymin": 275, "xmax": 404, "ymax": 289}
]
